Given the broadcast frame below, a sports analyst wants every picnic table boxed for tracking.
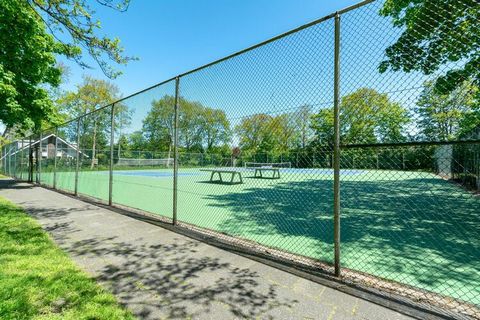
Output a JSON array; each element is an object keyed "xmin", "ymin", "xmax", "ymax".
[
  {"xmin": 252, "ymin": 167, "xmax": 281, "ymax": 179},
  {"xmin": 200, "ymin": 168, "xmax": 243, "ymax": 184}
]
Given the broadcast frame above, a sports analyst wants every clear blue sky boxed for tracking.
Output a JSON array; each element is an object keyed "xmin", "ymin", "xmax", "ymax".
[
  {"xmin": 59, "ymin": 0, "xmax": 429, "ymax": 139},
  {"xmin": 60, "ymin": 0, "xmax": 361, "ymax": 95}
]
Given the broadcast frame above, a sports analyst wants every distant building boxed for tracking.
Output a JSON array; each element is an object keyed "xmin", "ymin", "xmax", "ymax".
[{"xmin": 8, "ymin": 133, "xmax": 85, "ymax": 159}]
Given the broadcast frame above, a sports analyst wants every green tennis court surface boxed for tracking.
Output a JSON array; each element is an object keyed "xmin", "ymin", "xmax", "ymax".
[{"xmin": 38, "ymin": 168, "xmax": 480, "ymax": 306}]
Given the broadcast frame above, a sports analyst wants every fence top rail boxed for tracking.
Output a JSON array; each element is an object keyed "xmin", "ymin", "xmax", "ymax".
[{"xmin": 341, "ymin": 139, "xmax": 480, "ymax": 149}]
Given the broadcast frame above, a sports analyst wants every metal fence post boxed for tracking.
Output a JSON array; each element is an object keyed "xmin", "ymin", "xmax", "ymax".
[
  {"xmin": 12, "ymin": 144, "xmax": 15, "ymax": 178},
  {"xmin": 8, "ymin": 145, "xmax": 11, "ymax": 177},
  {"xmin": 38, "ymin": 131, "xmax": 42, "ymax": 184},
  {"xmin": 13, "ymin": 143, "xmax": 17, "ymax": 179},
  {"xmin": 74, "ymin": 118, "xmax": 81, "ymax": 196},
  {"xmin": 5, "ymin": 146, "xmax": 7, "ymax": 176},
  {"xmin": 173, "ymin": 76, "xmax": 180, "ymax": 225},
  {"xmin": 19, "ymin": 141, "xmax": 23, "ymax": 180},
  {"xmin": 10, "ymin": 145, "xmax": 13, "ymax": 177},
  {"xmin": 28, "ymin": 136, "xmax": 33, "ymax": 182},
  {"xmin": 7, "ymin": 146, "xmax": 9, "ymax": 176},
  {"xmin": 9, "ymin": 145, "xmax": 12, "ymax": 177},
  {"xmin": 333, "ymin": 12, "xmax": 342, "ymax": 277},
  {"xmin": 53, "ymin": 127, "xmax": 58, "ymax": 189},
  {"xmin": 109, "ymin": 104, "xmax": 115, "ymax": 206}
]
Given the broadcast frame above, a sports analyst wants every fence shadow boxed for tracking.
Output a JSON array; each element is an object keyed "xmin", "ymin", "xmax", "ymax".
[{"xmin": 206, "ymin": 175, "xmax": 479, "ymax": 303}]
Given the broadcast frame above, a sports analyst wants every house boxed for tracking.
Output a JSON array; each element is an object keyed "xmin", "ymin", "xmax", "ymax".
[{"xmin": 8, "ymin": 133, "xmax": 86, "ymax": 159}]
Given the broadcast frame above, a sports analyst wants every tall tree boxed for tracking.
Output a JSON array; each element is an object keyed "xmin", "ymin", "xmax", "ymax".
[
  {"xmin": 127, "ymin": 131, "xmax": 147, "ymax": 153},
  {"xmin": 235, "ymin": 114, "xmax": 274, "ymax": 155},
  {"xmin": 201, "ymin": 107, "xmax": 231, "ymax": 151},
  {"xmin": 142, "ymin": 96, "xmax": 231, "ymax": 154},
  {"xmin": 379, "ymin": 0, "xmax": 479, "ymax": 94},
  {"xmin": 178, "ymin": 101, "xmax": 204, "ymax": 151},
  {"xmin": 294, "ymin": 105, "xmax": 314, "ymax": 149},
  {"xmin": 311, "ymin": 88, "xmax": 409, "ymax": 145},
  {"xmin": 270, "ymin": 114, "xmax": 298, "ymax": 153},
  {"xmin": 416, "ymin": 81, "xmax": 479, "ymax": 140},
  {"xmin": 0, "ymin": 0, "xmax": 62, "ymax": 137},
  {"xmin": 235, "ymin": 113, "xmax": 296, "ymax": 156},
  {"xmin": 0, "ymin": 0, "xmax": 133, "ymax": 136},
  {"xmin": 113, "ymin": 101, "xmax": 132, "ymax": 158},
  {"xmin": 60, "ymin": 76, "xmax": 122, "ymax": 168},
  {"xmin": 142, "ymin": 95, "xmax": 175, "ymax": 154}
]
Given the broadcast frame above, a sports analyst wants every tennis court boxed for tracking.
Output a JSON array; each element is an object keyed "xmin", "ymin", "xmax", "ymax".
[{"xmin": 38, "ymin": 166, "xmax": 480, "ymax": 306}]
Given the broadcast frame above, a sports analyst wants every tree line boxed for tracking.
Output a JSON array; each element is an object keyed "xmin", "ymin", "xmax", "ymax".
[{"xmin": 56, "ymin": 77, "xmax": 477, "ymax": 168}]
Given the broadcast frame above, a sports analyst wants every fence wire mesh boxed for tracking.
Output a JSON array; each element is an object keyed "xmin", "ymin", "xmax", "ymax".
[
  {"xmin": 111, "ymin": 80, "xmax": 176, "ymax": 219},
  {"xmin": 76, "ymin": 106, "xmax": 113, "ymax": 202},
  {"xmin": 39, "ymin": 129, "xmax": 56, "ymax": 187},
  {"xmin": 1, "ymin": 0, "xmax": 479, "ymax": 318},
  {"xmin": 54, "ymin": 121, "xmax": 79, "ymax": 193}
]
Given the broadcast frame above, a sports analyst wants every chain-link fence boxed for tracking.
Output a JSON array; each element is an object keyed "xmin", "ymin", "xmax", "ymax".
[{"xmin": 1, "ymin": 0, "xmax": 479, "ymax": 318}]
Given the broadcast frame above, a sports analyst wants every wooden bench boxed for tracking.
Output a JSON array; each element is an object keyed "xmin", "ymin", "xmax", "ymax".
[
  {"xmin": 253, "ymin": 167, "xmax": 281, "ymax": 179},
  {"xmin": 200, "ymin": 169, "xmax": 243, "ymax": 184}
]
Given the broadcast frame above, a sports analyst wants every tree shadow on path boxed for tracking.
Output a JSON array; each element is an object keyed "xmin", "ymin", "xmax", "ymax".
[{"xmin": 63, "ymin": 236, "xmax": 299, "ymax": 319}]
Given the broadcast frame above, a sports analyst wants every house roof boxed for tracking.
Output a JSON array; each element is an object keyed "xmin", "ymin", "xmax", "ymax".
[{"xmin": 5, "ymin": 133, "xmax": 87, "ymax": 157}]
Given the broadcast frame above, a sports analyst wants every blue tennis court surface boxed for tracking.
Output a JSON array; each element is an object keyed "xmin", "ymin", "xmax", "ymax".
[
  {"xmin": 112, "ymin": 168, "xmax": 364, "ymax": 178},
  {"xmin": 113, "ymin": 171, "xmax": 199, "ymax": 178}
]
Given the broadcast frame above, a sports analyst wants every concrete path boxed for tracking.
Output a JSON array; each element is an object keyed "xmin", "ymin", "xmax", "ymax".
[{"xmin": 0, "ymin": 180, "xmax": 414, "ymax": 320}]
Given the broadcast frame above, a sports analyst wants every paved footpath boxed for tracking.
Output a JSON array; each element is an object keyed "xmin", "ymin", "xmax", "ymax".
[{"xmin": 0, "ymin": 180, "xmax": 415, "ymax": 320}]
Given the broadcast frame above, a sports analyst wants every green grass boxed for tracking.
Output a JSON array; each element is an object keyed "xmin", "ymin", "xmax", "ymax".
[
  {"xmin": 0, "ymin": 196, "xmax": 134, "ymax": 320},
  {"xmin": 38, "ymin": 167, "xmax": 480, "ymax": 306}
]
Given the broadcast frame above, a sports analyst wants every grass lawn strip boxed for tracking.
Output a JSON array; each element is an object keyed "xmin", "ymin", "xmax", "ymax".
[{"xmin": 0, "ymin": 196, "xmax": 134, "ymax": 320}]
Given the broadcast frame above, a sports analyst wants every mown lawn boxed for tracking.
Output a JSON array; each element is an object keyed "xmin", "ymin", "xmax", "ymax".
[{"xmin": 0, "ymin": 196, "xmax": 134, "ymax": 320}]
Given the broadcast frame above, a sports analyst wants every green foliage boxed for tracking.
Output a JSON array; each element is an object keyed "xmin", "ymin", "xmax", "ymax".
[
  {"xmin": 142, "ymin": 95, "xmax": 175, "ymax": 152},
  {"xmin": 380, "ymin": 0, "xmax": 480, "ymax": 94},
  {"xmin": 0, "ymin": 0, "xmax": 132, "ymax": 136},
  {"xmin": 59, "ymin": 76, "xmax": 127, "ymax": 168},
  {"xmin": 178, "ymin": 100, "xmax": 209, "ymax": 151},
  {"xmin": 127, "ymin": 131, "xmax": 147, "ymax": 153},
  {"xmin": 235, "ymin": 106, "xmax": 310, "ymax": 156},
  {"xmin": 202, "ymin": 107, "xmax": 230, "ymax": 150},
  {"xmin": 0, "ymin": 196, "xmax": 133, "ymax": 319},
  {"xmin": 0, "ymin": 0, "xmax": 63, "ymax": 136},
  {"xmin": 141, "ymin": 95, "xmax": 231, "ymax": 153},
  {"xmin": 28, "ymin": 0, "xmax": 134, "ymax": 79},
  {"xmin": 294, "ymin": 105, "xmax": 314, "ymax": 149},
  {"xmin": 311, "ymin": 88, "xmax": 409, "ymax": 145},
  {"xmin": 235, "ymin": 114, "xmax": 275, "ymax": 155},
  {"xmin": 60, "ymin": 76, "xmax": 121, "ymax": 118},
  {"xmin": 416, "ymin": 80, "xmax": 479, "ymax": 140}
]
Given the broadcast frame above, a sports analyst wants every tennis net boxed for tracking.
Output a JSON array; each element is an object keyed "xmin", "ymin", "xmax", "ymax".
[
  {"xmin": 244, "ymin": 162, "xmax": 291, "ymax": 168},
  {"xmin": 116, "ymin": 158, "xmax": 174, "ymax": 167}
]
